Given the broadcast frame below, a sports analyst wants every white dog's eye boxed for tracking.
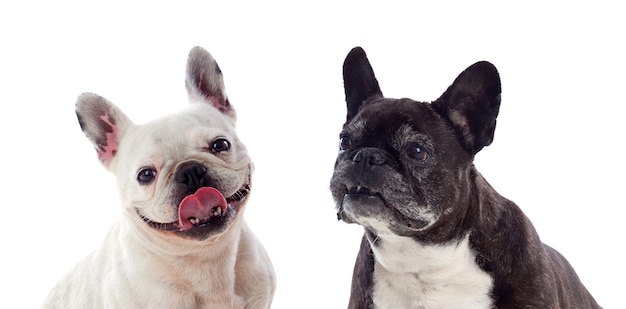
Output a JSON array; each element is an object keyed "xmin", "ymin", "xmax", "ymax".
[
  {"xmin": 211, "ymin": 138, "xmax": 231, "ymax": 153},
  {"xmin": 137, "ymin": 168, "xmax": 157, "ymax": 185}
]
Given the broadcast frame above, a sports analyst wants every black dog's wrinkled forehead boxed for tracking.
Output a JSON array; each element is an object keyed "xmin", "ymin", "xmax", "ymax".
[{"xmin": 342, "ymin": 97, "xmax": 450, "ymax": 145}]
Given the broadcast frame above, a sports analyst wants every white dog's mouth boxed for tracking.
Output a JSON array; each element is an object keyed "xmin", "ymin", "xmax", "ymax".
[{"xmin": 137, "ymin": 181, "xmax": 251, "ymax": 235}]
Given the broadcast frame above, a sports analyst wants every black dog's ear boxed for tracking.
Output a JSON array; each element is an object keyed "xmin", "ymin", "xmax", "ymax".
[
  {"xmin": 343, "ymin": 47, "xmax": 383, "ymax": 122},
  {"xmin": 432, "ymin": 61, "xmax": 501, "ymax": 155}
]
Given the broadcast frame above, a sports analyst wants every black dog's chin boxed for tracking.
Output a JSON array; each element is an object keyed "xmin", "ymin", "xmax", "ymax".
[
  {"xmin": 335, "ymin": 183, "xmax": 387, "ymax": 224},
  {"xmin": 336, "ymin": 186, "xmax": 430, "ymax": 231},
  {"xmin": 337, "ymin": 193, "xmax": 383, "ymax": 223}
]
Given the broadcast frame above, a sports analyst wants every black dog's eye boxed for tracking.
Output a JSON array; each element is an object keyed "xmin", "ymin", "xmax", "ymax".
[
  {"xmin": 339, "ymin": 135, "xmax": 352, "ymax": 151},
  {"xmin": 211, "ymin": 138, "xmax": 231, "ymax": 153},
  {"xmin": 137, "ymin": 168, "xmax": 157, "ymax": 185},
  {"xmin": 407, "ymin": 145, "xmax": 429, "ymax": 162}
]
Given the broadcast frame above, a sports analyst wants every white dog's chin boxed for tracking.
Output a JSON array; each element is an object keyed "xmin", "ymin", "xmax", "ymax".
[{"xmin": 137, "ymin": 179, "xmax": 251, "ymax": 240}]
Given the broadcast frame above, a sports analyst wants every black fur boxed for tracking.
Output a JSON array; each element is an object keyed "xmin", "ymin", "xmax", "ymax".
[{"xmin": 331, "ymin": 47, "xmax": 601, "ymax": 308}]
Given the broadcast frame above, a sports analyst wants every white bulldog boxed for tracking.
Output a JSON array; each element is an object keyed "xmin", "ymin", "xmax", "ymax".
[{"xmin": 42, "ymin": 46, "xmax": 276, "ymax": 309}]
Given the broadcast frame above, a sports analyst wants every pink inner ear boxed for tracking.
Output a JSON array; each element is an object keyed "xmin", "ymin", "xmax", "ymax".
[
  {"xmin": 98, "ymin": 113, "xmax": 119, "ymax": 166},
  {"xmin": 206, "ymin": 95, "xmax": 235, "ymax": 118}
]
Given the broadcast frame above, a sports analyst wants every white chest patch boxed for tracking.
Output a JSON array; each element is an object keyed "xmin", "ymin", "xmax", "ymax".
[{"xmin": 371, "ymin": 233, "xmax": 494, "ymax": 309}]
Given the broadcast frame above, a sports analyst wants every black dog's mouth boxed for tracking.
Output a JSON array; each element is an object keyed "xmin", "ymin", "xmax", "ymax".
[
  {"xmin": 347, "ymin": 186, "xmax": 377, "ymax": 196},
  {"xmin": 343, "ymin": 185, "xmax": 426, "ymax": 229},
  {"xmin": 137, "ymin": 181, "xmax": 251, "ymax": 233}
]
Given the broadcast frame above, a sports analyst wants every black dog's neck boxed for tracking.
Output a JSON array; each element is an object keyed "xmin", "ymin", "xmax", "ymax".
[{"xmin": 462, "ymin": 169, "xmax": 563, "ymax": 307}]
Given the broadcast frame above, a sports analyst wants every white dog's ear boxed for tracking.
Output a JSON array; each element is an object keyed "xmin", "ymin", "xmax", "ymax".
[
  {"xmin": 185, "ymin": 46, "xmax": 236, "ymax": 120},
  {"xmin": 76, "ymin": 93, "xmax": 132, "ymax": 169}
]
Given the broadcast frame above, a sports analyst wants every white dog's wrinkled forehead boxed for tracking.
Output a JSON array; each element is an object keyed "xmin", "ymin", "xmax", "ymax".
[
  {"xmin": 158, "ymin": 104, "xmax": 235, "ymax": 145},
  {"xmin": 112, "ymin": 103, "xmax": 239, "ymax": 170}
]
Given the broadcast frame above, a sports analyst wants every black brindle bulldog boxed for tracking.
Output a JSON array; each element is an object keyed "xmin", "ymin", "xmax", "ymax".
[{"xmin": 330, "ymin": 47, "xmax": 601, "ymax": 309}]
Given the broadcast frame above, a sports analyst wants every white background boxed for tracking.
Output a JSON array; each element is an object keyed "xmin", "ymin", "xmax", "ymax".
[{"xmin": 1, "ymin": 1, "xmax": 623, "ymax": 308}]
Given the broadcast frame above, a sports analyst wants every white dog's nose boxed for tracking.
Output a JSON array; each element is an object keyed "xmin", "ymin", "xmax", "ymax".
[{"xmin": 175, "ymin": 162, "xmax": 209, "ymax": 193}]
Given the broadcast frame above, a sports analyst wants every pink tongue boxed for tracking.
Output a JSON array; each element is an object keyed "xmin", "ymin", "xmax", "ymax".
[{"xmin": 178, "ymin": 187, "xmax": 227, "ymax": 231}]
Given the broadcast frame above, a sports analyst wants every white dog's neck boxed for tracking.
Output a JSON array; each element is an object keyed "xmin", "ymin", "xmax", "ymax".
[
  {"xmin": 115, "ymin": 215, "xmax": 247, "ymax": 307},
  {"xmin": 370, "ymin": 233, "xmax": 494, "ymax": 309}
]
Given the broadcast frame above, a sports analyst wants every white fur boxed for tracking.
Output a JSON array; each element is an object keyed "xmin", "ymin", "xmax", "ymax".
[
  {"xmin": 367, "ymin": 220, "xmax": 493, "ymax": 309},
  {"xmin": 42, "ymin": 124, "xmax": 275, "ymax": 308},
  {"xmin": 43, "ymin": 205, "xmax": 275, "ymax": 309},
  {"xmin": 43, "ymin": 47, "xmax": 275, "ymax": 308}
]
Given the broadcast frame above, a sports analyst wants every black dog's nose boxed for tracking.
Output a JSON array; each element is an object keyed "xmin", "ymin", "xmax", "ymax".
[
  {"xmin": 175, "ymin": 162, "xmax": 209, "ymax": 192},
  {"xmin": 352, "ymin": 148, "xmax": 387, "ymax": 166}
]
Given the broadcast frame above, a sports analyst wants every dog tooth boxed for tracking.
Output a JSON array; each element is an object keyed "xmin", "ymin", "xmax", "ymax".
[
  {"xmin": 189, "ymin": 217, "xmax": 198, "ymax": 225},
  {"xmin": 211, "ymin": 206, "xmax": 222, "ymax": 217}
]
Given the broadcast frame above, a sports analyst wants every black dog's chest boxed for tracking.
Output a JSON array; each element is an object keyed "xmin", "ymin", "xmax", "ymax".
[{"xmin": 368, "ymin": 235, "xmax": 494, "ymax": 308}]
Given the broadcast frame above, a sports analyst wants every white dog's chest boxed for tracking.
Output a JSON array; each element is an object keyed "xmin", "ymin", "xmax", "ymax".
[{"xmin": 371, "ymin": 234, "xmax": 494, "ymax": 309}]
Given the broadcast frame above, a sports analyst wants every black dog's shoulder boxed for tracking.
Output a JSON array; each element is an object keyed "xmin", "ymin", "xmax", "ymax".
[
  {"xmin": 348, "ymin": 234, "xmax": 375, "ymax": 309},
  {"xmin": 470, "ymin": 173, "xmax": 602, "ymax": 308}
]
